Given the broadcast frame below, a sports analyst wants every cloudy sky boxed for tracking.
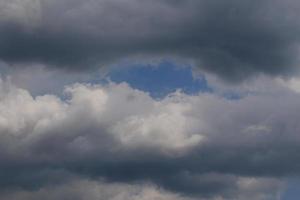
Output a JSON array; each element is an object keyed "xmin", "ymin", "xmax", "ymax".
[{"xmin": 1, "ymin": 0, "xmax": 300, "ymax": 199}]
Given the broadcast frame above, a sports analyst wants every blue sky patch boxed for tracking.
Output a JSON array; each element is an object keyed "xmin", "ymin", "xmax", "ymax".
[{"xmin": 107, "ymin": 61, "xmax": 212, "ymax": 98}]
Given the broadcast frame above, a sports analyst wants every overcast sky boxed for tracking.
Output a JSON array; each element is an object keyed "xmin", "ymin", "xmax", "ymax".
[{"xmin": 0, "ymin": 0, "xmax": 300, "ymax": 199}]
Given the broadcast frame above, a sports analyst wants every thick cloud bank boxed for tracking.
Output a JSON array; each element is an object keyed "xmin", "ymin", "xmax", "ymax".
[
  {"xmin": 1, "ymin": 177, "xmax": 283, "ymax": 200},
  {"xmin": 0, "ymin": 78, "xmax": 300, "ymax": 199},
  {"xmin": 1, "ymin": 0, "xmax": 300, "ymax": 80}
]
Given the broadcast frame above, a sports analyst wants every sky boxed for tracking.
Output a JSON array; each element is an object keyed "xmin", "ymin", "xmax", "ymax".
[{"xmin": 1, "ymin": 0, "xmax": 300, "ymax": 199}]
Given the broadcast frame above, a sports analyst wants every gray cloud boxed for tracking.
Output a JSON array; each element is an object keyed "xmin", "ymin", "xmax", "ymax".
[
  {"xmin": 0, "ymin": 177, "xmax": 193, "ymax": 200},
  {"xmin": 0, "ymin": 176, "xmax": 283, "ymax": 200},
  {"xmin": 1, "ymin": 0, "xmax": 300, "ymax": 80},
  {"xmin": 0, "ymin": 78, "xmax": 299, "ymax": 198}
]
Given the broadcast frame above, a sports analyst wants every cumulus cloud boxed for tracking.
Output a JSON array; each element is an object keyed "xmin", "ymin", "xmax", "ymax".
[
  {"xmin": 0, "ymin": 0, "xmax": 300, "ymax": 80},
  {"xmin": 0, "ymin": 80, "xmax": 203, "ymax": 156},
  {"xmin": 2, "ymin": 0, "xmax": 300, "ymax": 198},
  {"xmin": 0, "ymin": 78, "xmax": 299, "ymax": 198}
]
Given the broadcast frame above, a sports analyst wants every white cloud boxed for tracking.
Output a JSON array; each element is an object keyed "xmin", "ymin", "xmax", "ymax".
[
  {"xmin": 0, "ymin": 80, "xmax": 204, "ymax": 155},
  {"xmin": 277, "ymin": 77, "xmax": 300, "ymax": 93},
  {"xmin": 0, "ymin": 77, "xmax": 298, "ymax": 198},
  {"xmin": 1, "ymin": 76, "xmax": 300, "ymax": 159}
]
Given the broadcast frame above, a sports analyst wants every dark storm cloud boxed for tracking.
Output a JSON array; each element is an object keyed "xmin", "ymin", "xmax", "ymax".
[{"xmin": 1, "ymin": 0, "xmax": 300, "ymax": 80}]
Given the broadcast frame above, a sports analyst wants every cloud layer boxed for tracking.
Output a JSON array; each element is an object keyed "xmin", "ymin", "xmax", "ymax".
[
  {"xmin": 1, "ymin": 177, "xmax": 283, "ymax": 200},
  {"xmin": 1, "ymin": 0, "xmax": 300, "ymax": 80},
  {"xmin": 0, "ymin": 78, "xmax": 299, "ymax": 199},
  {"xmin": 2, "ymin": 1, "xmax": 300, "ymax": 199}
]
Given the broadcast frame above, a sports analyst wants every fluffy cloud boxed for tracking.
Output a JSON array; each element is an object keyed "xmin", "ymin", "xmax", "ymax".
[
  {"xmin": 1, "ymin": 0, "xmax": 300, "ymax": 80},
  {"xmin": 0, "ymin": 78, "xmax": 299, "ymax": 198},
  {"xmin": 0, "ymin": 80, "xmax": 204, "ymax": 156},
  {"xmin": 2, "ymin": 0, "xmax": 300, "ymax": 198}
]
